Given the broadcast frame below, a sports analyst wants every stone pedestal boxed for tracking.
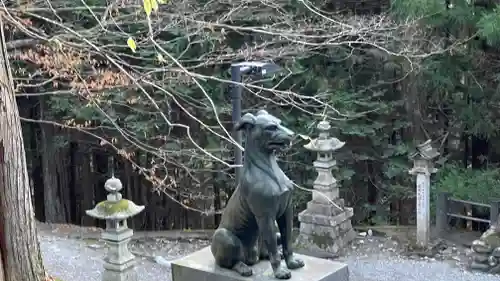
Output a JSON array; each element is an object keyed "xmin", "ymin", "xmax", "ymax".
[
  {"xmin": 296, "ymin": 200, "xmax": 356, "ymax": 256},
  {"xmin": 102, "ymin": 267, "xmax": 138, "ymax": 281},
  {"xmin": 86, "ymin": 176, "xmax": 145, "ymax": 281},
  {"xmin": 171, "ymin": 247, "xmax": 349, "ymax": 281},
  {"xmin": 295, "ymin": 121, "xmax": 355, "ymax": 256},
  {"xmin": 101, "ymin": 228, "xmax": 137, "ymax": 281}
]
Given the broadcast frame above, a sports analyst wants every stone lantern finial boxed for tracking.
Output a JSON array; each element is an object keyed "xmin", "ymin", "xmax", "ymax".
[
  {"xmin": 105, "ymin": 176, "xmax": 123, "ymax": 192},
  {"xmin": 317, "ymin": 120, "xmax": 331, "ymax": 139}
]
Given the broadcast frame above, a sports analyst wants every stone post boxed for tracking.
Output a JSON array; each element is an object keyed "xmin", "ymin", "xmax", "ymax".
[
  {"xmin": 295, "ymin": 120, "xmax": 356, "ymax": 256},
  {"xmin": 409, "ymin": 140, "xmax": 439, "ymax": 248},
  {"xmin": 86, "ymin": 176, "xmax": 145, "ymax": 281}
]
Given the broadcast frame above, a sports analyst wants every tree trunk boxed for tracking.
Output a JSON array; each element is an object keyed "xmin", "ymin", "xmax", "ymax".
[
  {"xmin": 39, "ymin": 121, "xmax": 66, "ymax": 223},
  {"xmin": 0, "ymin": 15, "xmax": 46, "ymax": 281}
]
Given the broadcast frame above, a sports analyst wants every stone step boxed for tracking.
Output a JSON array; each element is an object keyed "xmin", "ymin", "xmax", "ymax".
[
  {"xmin": 298, "ymin": 208, "xmax": 353, "ymax": 227},
  {"xmin": 294, "ymin": 228, "xmax": 357, "ymax": 256},
  {"xmin": 306, "ymin": 200, "xmax": 345, "ymax": 216},
  {"xmin": 299, "ymin": 220, "xmax": 353, "ymax": 238},
  {"xmin": 311, "ymin": 190, "xmax": 339, "ymax": 204}
]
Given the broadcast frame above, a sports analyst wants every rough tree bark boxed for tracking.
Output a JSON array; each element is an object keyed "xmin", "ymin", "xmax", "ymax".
[
  {"xmin": 40, "ymin": 122, "xmax": 66, "ymax": 223},
  {"xmin": 0, "ymin": 14, "xmax": 46, "ymax": 281}
]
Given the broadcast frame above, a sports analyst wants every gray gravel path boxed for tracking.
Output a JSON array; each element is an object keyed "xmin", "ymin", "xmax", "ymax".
[
  {"xmin": 341, "ymin": 254, "xmax": 497, "ymax": 281},
  {"xmin": 40, "ymin": 235, "xmax": 168, "ymax": 281},
  {"xmin": 40, "ymin": 235, "xmax": 499, "ymax": 281}
]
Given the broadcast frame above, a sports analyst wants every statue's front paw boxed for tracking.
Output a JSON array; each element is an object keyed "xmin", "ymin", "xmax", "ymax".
[
  {"xmin": 233, "ymin": 261, "xmax": 253, "ymax": 277},
  {"xmin": 274, "ymin": 266, "xmax": 291, "ymax": 279},
  {"xmin": 285, "ymin": 256, "xmax": 304, "ymax": 270}
]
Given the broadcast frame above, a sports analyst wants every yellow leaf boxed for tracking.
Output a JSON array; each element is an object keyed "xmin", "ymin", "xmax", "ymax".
[
  {"xmin": 151, "ymin": 0, "xmax": 159, "ymax": 11},
  {"xmin": 143, "ymin": 0, "xmax": 152, "ymax": 16},
  {"xmin": 207, "ymin": 23, "xmax": 214, "ymax": 32},
  {"xmin": 127, "ymin": 37, "xmax": 137, "ymax": 53},
  {"xmin": 157, "ymin": 53, "xmax": 166, "ymax": 63},
  {"xmin": 158, "ymin": 0, "xmax": 166, "ymax": 3}
]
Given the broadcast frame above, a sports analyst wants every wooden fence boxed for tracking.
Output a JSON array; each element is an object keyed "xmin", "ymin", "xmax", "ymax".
[{"xmin": 436, "ymin": 192, "xmax": 500, "ymax": 235}]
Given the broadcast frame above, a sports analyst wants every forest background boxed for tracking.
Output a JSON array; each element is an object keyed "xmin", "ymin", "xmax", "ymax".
[{"xmin": 5, "ymin": 0, "xmax": 500, "ymax": 231}]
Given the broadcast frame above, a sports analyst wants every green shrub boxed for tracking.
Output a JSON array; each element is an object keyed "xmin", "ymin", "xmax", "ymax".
[
  {"xmin": 432, "ymin": 164, "xmax": 500, "ymax": 202},
  {"xmin": 429, "ymin": 163, "xmax": 500, "ymax": 222}
]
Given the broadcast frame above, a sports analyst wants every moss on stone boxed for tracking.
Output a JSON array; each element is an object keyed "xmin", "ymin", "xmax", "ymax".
[
  {"xmin": 96, "ymin": 199, "xmax": 129, "ymax": 215},
  {"xmin": 310, "ymin": 232, "xmax": 335, "ymax": 247},
  {"xmin": 480, "ymin": 228, "xmax": 500, "ymax": 248},
  {"xmin": 293, "ymin": 240, "xmax": 306, "ymax": 249}
]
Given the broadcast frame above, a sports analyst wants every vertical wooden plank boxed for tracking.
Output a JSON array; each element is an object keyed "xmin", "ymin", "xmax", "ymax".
[
  {"xmin": 436, "ymin": 192, "xmax": 450, "ymax": 237},
  {"xmin": 490, "ymin": 200, "xmax": 500, "ymax": 227}
]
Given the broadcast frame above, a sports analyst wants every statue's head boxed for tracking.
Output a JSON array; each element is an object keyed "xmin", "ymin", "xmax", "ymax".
[{"xmin": 235, "ymin": 110, "xmax": 294, "ymax": 153}]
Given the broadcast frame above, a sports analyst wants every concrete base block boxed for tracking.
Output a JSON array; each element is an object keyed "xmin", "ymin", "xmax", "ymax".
[{"xmin": 171, "ymin": 246, "xmax": 349, "ymax": 281}]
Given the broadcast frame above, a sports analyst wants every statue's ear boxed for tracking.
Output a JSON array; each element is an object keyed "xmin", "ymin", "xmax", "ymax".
[{"xmin": 234, "ymin": 113, "xmax": 256, "ymax": 131}]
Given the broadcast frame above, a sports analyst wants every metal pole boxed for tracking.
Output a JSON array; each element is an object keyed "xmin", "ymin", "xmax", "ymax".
[{"xmin": 230, "ymin": 65, "xmax": 243, "ymax": 185}]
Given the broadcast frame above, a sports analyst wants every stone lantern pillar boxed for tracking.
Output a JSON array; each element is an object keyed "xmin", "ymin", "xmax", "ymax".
[
  {"xmin": 409, "ymin": 139, "xmax": 439, "ymax": 248},
  {"xmin": 295, "ymin": 120, "xmax": 356, "ymax": 256},
  {"xmin": 86, "ymin": 176, "xmax": 145, "ymax": 281}
]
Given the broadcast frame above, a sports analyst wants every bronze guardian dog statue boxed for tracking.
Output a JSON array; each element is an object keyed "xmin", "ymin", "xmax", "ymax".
[{"xmin": 211, "ymin": 110, "xmax": 305, "ymax": 279}]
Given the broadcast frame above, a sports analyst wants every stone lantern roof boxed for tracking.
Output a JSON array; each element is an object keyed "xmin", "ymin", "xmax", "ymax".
[
  {"xmin": 303, "ymin": 120, "xmax": 345, "ymax": 153},
  {"xmin": 86, "ymin": 176, "xmax": 144, "ymax": 221}
]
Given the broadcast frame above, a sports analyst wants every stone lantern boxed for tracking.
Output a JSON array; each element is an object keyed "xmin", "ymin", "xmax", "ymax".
[
  {"xmin": 86, "ymin": 176, "xmax": 145, "ymax": 281},
  {"xmin": 303, "ymin": 120, "xmax": 345, "ymax": 203},
  {"xmin": 409, "ymin": 139, "xmax": 440, "ymax": 248},
  {"xmin": 295, "ymin": 120, "xmax": 356, "ymax": 256}
]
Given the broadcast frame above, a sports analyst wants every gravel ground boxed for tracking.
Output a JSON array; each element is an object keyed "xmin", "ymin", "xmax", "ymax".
[
  {"xmin": 342, "ymin": 254, "xmax": 495, "ymax": 281},
  {"xmin": 40, "ymin": 235, "xmax": 164, "ymax": 281},
  {"xmin": 40, "ymin": 234, "xmax": 499, "ymax": 281}
]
